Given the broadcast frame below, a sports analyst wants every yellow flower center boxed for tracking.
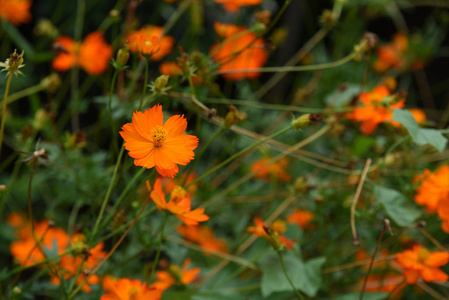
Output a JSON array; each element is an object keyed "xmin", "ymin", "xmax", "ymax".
[
  {"xmin": 418, "ymin": 247, "xmax": 431, "ymax": 261},
  {"xmin": 151, "ymin": 125, "xmax": 167, "ymax": 147},
  {"xmin": 128, "ymin": 286, "xmax": 140, "ymax": 300},
  {"xmin": 170, "ymin": 186, "xmax": 187, "ymax": 203}
]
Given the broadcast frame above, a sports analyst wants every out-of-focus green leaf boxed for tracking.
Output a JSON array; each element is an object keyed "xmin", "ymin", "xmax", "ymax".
[
  {"xmin": 392, "ymin": 109, "xmax": 447, "ymax": 152},
  {"xmin": 330, "ymin": 292, "xmax": 388, "ymax": 300},
  {"xmin": 374, "ymin": 185, "xmax": 421, "ymax": 226},
  {"xmin": 259, "ymin": 252, "xmax": 325, "ymax": 297}
]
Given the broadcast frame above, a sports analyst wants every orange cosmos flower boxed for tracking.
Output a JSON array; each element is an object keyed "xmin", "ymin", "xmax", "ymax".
[
  {"xmin": 374, "ymin": 32, "xmax": 408, "ymax": 74},
  {"xmin": 247, "ymin": 217, "xmax": 295, "ymax": 250},
  {"xmin": 50, "ymin": 234, "xmax": 107, "ymax": 293},
  {"xmin": 53, "ymin": 31, "xmax": 113, "ymax": 75},
  {"xmin": 214, "ymin": 0, "xmax": 262, "ymax": 12},
  {"xmin": 152, "ymin": 258, "xmax": 200, "ymax": 291},
  {"xmin": 251, "ymin": 157, "xmax": 291, "ymax": 182},
  {"xmin": 101, "ymin": 277, "xmax": 162, "ymax": 300},
  {"xmin": 0, "ymin": 0, "xmax": 32, "ymax": 25},
  {"xmin": 210, "ymin": 22, "xmax": 268, "ymax": 81},
  {"xmin": 159, "ymin": 61, "xmax": 183, "ymax": 76},
  {"xmin": 127, "ymin": 26, "xmax": 174, "ymax": 61},
  {"xmin": 120, "ymin": 104, "xmax": 199, "ymax": 178},
  {"xmin": 10, "ymin": 220, "xmax": 70, "ymax": 267},
  {"xmin": 414, "ymin": 165, "xmax": 449, "ymax": 213},
  {"xmin": 396, "ymin": 245, "xmax": 449, "ymax": 284},
  {"xmin": 148, "ymin": 178, "xmax": 208, "ymax": 225},
  {"xmin": 346, "ymin": 85, "xmax": 405, "ymax": 135},
  {"xmin": 286, "ymin": 209, "xmax": 314, "ymax": 229},
  {"xmin": 177, "ymin": 224, "xmax": 228, "ymax": 254}
]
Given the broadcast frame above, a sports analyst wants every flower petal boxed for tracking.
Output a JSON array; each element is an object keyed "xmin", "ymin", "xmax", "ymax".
[{"xmin": 164, "ymin": 115, "xmax": 187, "ymax": 138}]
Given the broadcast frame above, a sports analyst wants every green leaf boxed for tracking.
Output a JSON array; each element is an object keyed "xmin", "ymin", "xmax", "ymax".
[
  {"xmin": 393, "ymin": 109, "xmax": 447, "ymax": 152},
  {"xmin": 161, "ymin": 291, "xmax": 194, "ymax": 300},
  {"xmin": 330, "ymin": 292, "xmax": 388, "ymax": 300},
  {"xmin": 259, "ymin": 252, "xmax": 325, "ymax": 297},
  {"xmin": 374, "ymin": 185, "xmax": 421, "ymax": 226}
]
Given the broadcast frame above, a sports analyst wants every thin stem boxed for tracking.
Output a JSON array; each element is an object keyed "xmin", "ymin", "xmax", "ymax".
[
  {"xmin": 149, "ymin": 213, "xmax": 169, "ymax": 282},
  {"xmin": 27, "ymin": 159, "xmax": 38, "ymax": 235},
  {"xmin": 217, "ymin": 52, "xmax": 356, "ymax": 75},
  {"xmin": 162, "ymin": 0, "xmax": 192, "ymax": 35},
  {"xmin": 139, "ymin": 60, "xmax": 149, "ymax": 110},
  {"xmin": 185, "ymin": 125, "xmax": 292, "ymax": 188},
  {"xmin": 277, "ymin": 251, "xmax": 306, "ymax": 300},
  {"xmin": 0, "ymin": 82, "xmax": 45, "ymax": 112},
  {"xmin": 90, "ymin": 145, "xmax": 125, "ymax": 244},
  {"xmin": 0, "ymin": 73, "xmax": 12, "ymax": 155},
  {"xmin": 109, "ymin": 69, "xmax": 119, "ymax": 155}
]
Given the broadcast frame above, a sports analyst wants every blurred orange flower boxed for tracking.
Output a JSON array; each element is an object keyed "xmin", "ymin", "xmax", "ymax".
[
  {"xmin": 101, "ymin": 277, "xmax": 162, "ymax": 300},
  {"xmin": 210, "ymin": 22, "xmax": 268, "ymax": 81},
  {"xmin": 247, "ymin": 217, "xmax": 295, "ymax": 250},
  {"xmin": 374, "ymin": 32, "xmax": 408, "ymax": 74},
  {"xmin": 53, "ymin": 31, "xmax": 113, "ymax": 75},
  {"xmin": 346, "ymin": 85, "xmax": 405, "ymax": 135},
  {"xmin": 286, "ymin": 209, "xmax": 314, "ymax": 229},
  {"xmin": 148, "ymin": 178, "xmax": 208, "ymax": 225},
  {"xmin": 214, "ymin": 0, "xmax": 262, "ymax": 12},
  {"xmin": 414, "ymin": 165, "xmax": 449, "ymax": 213},
  {"xmin": 177, "ymin": 224, "xmax": 228, "ymax": 254},
  {"xmin": 152, "ymin": 258, "xmax": 200, "ymax": 291},
  {"xmin": 127, "ymin": 26, "xmax": 174, "ymax": 61},
  {"xmin": 159, "ymin": 61, "xmax": 183, "ymax": 76},
  {"xmin": 396, "ymin": 245, "xmax": 449, "ymax": 284},
  {"xmin": 0, "ymin": 0, "xmax": 32, "ymax": 25},
  {"xmin": 120, "ymin": 104, "xmax": 199, "ymax": 178},
  {"xmin": 251, "ymin": 157, "xmax": 291, "ymax": 182},
  {"xmin": 357, "ymin": 274, "xmax": 405, "ymax": 295}
]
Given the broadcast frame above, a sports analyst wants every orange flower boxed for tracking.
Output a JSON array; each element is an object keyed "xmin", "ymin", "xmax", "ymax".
[
  {"xmin": 50, "ymin": 234, "xmax": 107, "ymax": 293},
  {"xmin": 177, "ymin": 224, "xmax": 228, "ymax": 254},
  {"xmin": 120, "ymin": 104, "xmax": 199, "ymax": 178},
  {"xmin": 0, "ymin": 0, "xmax": 32, "ymax": 25},
  {"xmin": 356, "ymin": 274, "xmax": 405, "ymax": 295},
  {"xmin": 374, "ymin": 32, "xmax": 408, "ymax": 73},
  {"xmin": 214, "ymin": 0, "xmax": 262, "ymax": 12},
  {"xmin": 247, "ymin": 217, "xmax": 295, "ymax": 250},
  {"xmin": 414, "ymin": 165, "xmax": 449, "ymax": 213},
  {"xmin": 53, "ymin": 31, "xmax": 113, "ymax": 75},
  {"xmin": 346, "ymin": 85, "xmax": 405, "ymax": 135},
  {"xmin": 396, "ymin": 245, "xmax": 449, "ymax": 284},
  {"xmin": 10, "ymin": 220, "xmax": 70, "ymax": 267},
  {"xmin": 148, "ymin": 178, "xmax": 208, "ymax": 225},
  {"xmin": 210, "ymin": 23, "xmax": 268, "ymax": 81},
  {"xmin": 127, "ymin": 26, "xmax": 174, "ymax": 61},
  {"xmin": 152, "ymin": 258, "xmax": 200, "ymax": 291},
  {"xmin": 286, "ymin": 209, "xmax": 314, "ymax": 229},
  {"xmin": 101, "ymin": 277, "xmax": 162, "ymax": 300},
  {"xmin": 159, "ymin": 62, "xmax": 183, "ymax": 76},
  {"xmin": 251, "ymin": 157, "xmax": 291, "ymax": 182}
]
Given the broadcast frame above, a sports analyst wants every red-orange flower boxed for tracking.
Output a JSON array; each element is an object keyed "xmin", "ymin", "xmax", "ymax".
[
  {"xmin": 149, "ymin": 178, "xmax": 208, "ymax": 225},
  {"xmin": 210, "ymin": 23, "xmax": 268, "ymax": 81},
  {"xmin": 251, "ymin": 157, "xmax": 291, "ymax": 182},
  {"xmin": 127, "ymin": 26, "xmax": 174, "ymax": 61},
  {"xmin": 0, "ymin": 0, "xmax": 32, "ymax": 25},
  {"xmin": 414, "ymin": 165, "xmax": 449, "ymax": 213},
  {"xmin": 152, "ymin": 258, "xmax": 200, "ymax": 291},
  {"xmin": 396, "ymin": 245, "xmax": 449, "ymax": 284},
  {"xmin": 53, "ymin": 31, "xmax": 113, "ymax": 75},
  {"xmin": 177, "ymin": 224, "xmax": 228, "ymax": 254},
  {"xmin": 286, "ymin": 209, "xmax": 314, "ymax": 229},
  {"xmin": 101, "ymin": 277, "xmax": 162, "ymax": 300},
  {"xmin": 247, "ymin": 217, "xmax": 295, "ymax": 250},
  {"xmin": 120, "ymin": 104, "xmax": 199, "ymax": 178},
  {"xmin": 374, "ymin": 32, "xmax": 408, "ymax": 74},
  {"xmin": 346, "ymin": 85, "xmax": 405, "ymax": 135},
  {"xmin": 214, "ymin": 0, "xmax": 262, "ymax": 12},
  {"xmin": 356, "ymin": 274, "xmax": 405, "ymax": 295},
  {"xmin": 159, "ymin": 61, "xmax": 183, "ymax": 76}
]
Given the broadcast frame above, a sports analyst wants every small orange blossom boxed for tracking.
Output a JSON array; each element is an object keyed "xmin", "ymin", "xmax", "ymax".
[
  {"xmin": 152, "ymin": 258, "xmax": 200, "ymax": 291},
  {"xmin": 214, "ymin": 0, "xmax": 262, "ymax": 13},
  {"xmin": 0, "ymin": 0, "xmax": 32, "ymax": 25},
  {"xmin": 127, "ymin": 26, "xmax": 174, "ymax": 61},
  {"xmin": 101, "ymin": 276, "xmax": 162, "ymax": 300}
]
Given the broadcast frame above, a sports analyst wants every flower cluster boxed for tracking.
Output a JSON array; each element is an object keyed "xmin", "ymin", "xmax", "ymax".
[
  {"xmin": 247, "ymin": 217, "xmax": 295, "ymax": 250},
  {"xmin": 152, "ymin": 258, "xmax": 200, "ymax": 291},
  {"xmin": 102, "ymin": 277, "xmax": 162, "ymax": 300}
]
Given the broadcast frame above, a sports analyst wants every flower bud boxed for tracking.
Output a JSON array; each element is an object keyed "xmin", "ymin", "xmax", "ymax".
[
  {"xmin": 0, "ymin": 49, "xmax": 25, "ymax": 77},
  {"xmin": 41, "ymin": 73, "xmax": 61, "ymax": 93},
  {"xmin": 291, "ymin": 113, "xmax": 322, "ymax": 129},
  {"xmin": 0, "ymin": 184, "xmax": 6, "ymax": 192},
  {"xmin": 294, "ymin": 177, "xmax": 308, "ymax": 193},
  {"xmin": 32, "ymin": 108, "xmax": 50, "ymax": 131},
  {"xmin": 320, "ymin": 10, "xmax": 337, "ymax": 28},
  {"xmin": 116, "ymin": 45, "xmax": 130, "ymax": 68},
  {"xmin": 224, "ymin": 105, "xmax": 246, "ymax": 127},
  {"xmin": 151, "ymin": 75, "xmax": 171, "ymax": 94}
]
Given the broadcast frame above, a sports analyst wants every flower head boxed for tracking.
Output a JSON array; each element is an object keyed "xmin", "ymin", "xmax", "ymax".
[
  {"xmin": 414, "ymin": 165, "xmax": 449, "ymax": 213},
  {"xmin": 214, "ymin": 0, "xmax": 262, "ymax": 13},
  {"xmin": 396, "ymin": 244, "xmax": 449, "ymax": 284},
  {"xmin": 210, "ymin": 23, "xmax": 268, "ymax": 81},
  {"xmin": 101, "ymin": 277, "xmax": 162, "ymax": 300},
  {"xmin": 247, "ymin": 217, "xmax": 295, "ymax": 250},
  {"xmin": 286, "ymin": 209, "xmax": 314, "ymax": 229},
  {"xmin": 177, "ymin": 224, "xmax": 228, "ymax": 254},
  {"xmin": 374, "ymin": 32, "xmax": 408, "ymax": 73},
  {"xmin": 126, "ymin": 26, "xmax": 174, "ymax": 61},
  {"xmin": 251, "ymin": 157, "xmax": 291, "ymax": 182},
  {"xmin": 0, "ymin": 49, "xmax": 25, "ymax": 77},
  {"xmin": 120, "ymin": 104, "xmax": 199, "ymax": 178},
  {"xmin": 0, "ymin": 0, "xmax": 32, "ymax": 25},
  {"xmin": 152, "ymin": 258, "xmax": 200, "ymax": 291},
  {"xmin": 52, "ymin": 31, "xmax": 113, "ymax": 75},
  {"xmin": 148, "ymin": 178, "xmax": 208, "ymax": 225}
]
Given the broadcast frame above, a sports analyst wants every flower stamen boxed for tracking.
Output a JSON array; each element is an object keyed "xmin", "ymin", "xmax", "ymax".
[{"xmin": 151, "ymin": 125, "xmax": 167, "ymax": 147}]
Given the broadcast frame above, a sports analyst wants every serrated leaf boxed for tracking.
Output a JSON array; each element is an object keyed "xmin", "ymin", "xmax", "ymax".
[
  {"xmin": 374, "ymin": 185, "xmax": 421, "ymax": 226},
  {"xmin": 393, "ymin": 109, "xmax": 447, "ymax": 152},
  {"xmin": 259, "ymin": 252, "xmax": 325, "ymax": 297}
]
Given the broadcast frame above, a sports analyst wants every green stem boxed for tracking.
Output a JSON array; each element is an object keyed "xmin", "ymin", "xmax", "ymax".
[
  {"xmin": 90, "ymin": 145, "xmax": 125, "ymax": 244},
  {"xmin": 109, "ymin": 69, "xmax": 119, "ymax": 155},
  {"xmin": 182, "ymin": 127, "xmax": 226, "ymax": 186},
  {"xmin": 162, "ymin": 0, "xmax": 193, "ymax": 35},
  {"xmin": 149, "ymin": 213, "xmax": 169, "ymax": 282},
  {"xmin": 185, "ymin": 125, "xmax": 292, "ymax": 189},
  {"xmin": 139, "ymin": 60, "xmax": 149, "ymax": 110},
  {"xmin": 277, "ymin": 251, "xmax": 306, "ymax": 300},
  {"xmin": 0, "ymin": 73, "xmax": 12, "ymax": 156},
  {"xmin": 0, "ymin": 82, "xmax": 45, "ymax": 112}
]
